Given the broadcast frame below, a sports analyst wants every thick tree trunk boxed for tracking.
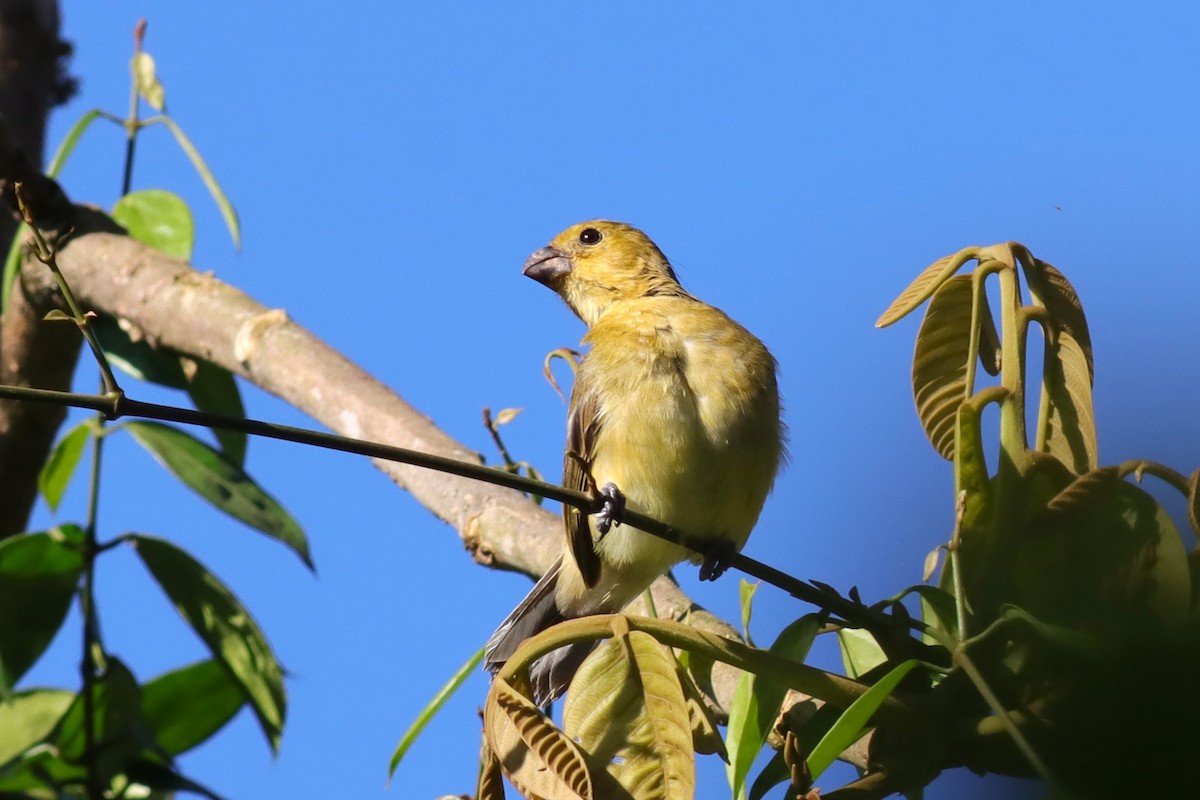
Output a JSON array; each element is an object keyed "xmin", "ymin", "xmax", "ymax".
[{"xmin": 0, "ymin": 0, "xmax": 78, "ymax": 537}]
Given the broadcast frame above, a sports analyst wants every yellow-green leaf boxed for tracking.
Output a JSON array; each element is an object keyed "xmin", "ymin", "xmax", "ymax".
[
  {"xmin": 156, "ymin": 116, "xmax": 240, "ymax": 249},
  {"xmin": 38, "ymin": 422, "xmax": 91, "ymax": 511},
  {"xmin": 875, "ymin": 246, "xmax": 979, "ymax": 328},
  {"xmin": 132, "ymin": 51, "xmax": 166, "ymax": 111},
  {"xmin": 563, "ymin": 630, "xmax": 693, "ymax": 800},
  {"xmin": 112, "ymin": 189, "xmax": 194, "ymax": 260}
]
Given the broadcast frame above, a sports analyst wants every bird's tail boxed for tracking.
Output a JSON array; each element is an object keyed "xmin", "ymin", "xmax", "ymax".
[{"xmin": 484, "ymin": 557, "xmax": 597, "ymax": 704}]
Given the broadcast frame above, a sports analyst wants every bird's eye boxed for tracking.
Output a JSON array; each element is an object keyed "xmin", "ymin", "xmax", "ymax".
[{"xmin": 579, "ymin": 228, "xmax": 602, "ymax": 245}]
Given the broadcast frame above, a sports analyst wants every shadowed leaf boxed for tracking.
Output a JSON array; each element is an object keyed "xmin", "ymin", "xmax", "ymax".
[
  {"xmin": 913, "ymin": 275, "xmax": 975, "ymax": 459},
  {"xmin": 94, "ymin": 314, "xmax": 189, "ymax": 388},
  {"xmin": 184, "ymin": 358, "xmax": 248, "ymax": 467},
  {"xmin": 675, "ymin": 659, "xmax": 727, "ymax": 761},
  {"xmin": 1018, "ymin": 480, "xmax": 1190, "ymax": 635},
  {"xmin": 125, "ymin": 421, "xmax": 311, "ymax": 568},
  {"xmin": 54, "ymin": 658, "xmax": 148, "ymax": 786},
  {"xmin": 133, "ymin": 536, "xmax": 286, "ymax": 752}
]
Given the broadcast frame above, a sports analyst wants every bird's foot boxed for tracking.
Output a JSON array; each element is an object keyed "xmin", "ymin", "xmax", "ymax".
[
  {"xmin": 699, "ymin": 539, "xmax": 737, "ymax": 581},
  {"xmin": 593, "ymin": 482, "xmax": 625, "ymax": 537}
]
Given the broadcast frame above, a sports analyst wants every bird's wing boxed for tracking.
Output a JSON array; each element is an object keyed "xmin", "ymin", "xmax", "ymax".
[{"xmin": 564, "ymin": 370, "xmax": 603, "ymax": 588}]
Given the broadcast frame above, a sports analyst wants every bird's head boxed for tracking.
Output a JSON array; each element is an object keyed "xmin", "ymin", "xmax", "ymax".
[{"xmin": 522, "ymin": 220, "xmax": 686, "ymax": 326}]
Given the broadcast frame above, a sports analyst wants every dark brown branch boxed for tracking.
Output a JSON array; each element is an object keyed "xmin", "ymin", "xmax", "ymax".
[{"xmin": 0, "ymin": 3, "xmax": 79, "ymax": 537}]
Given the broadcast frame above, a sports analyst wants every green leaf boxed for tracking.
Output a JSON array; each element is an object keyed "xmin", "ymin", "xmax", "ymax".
[
  {"xmin": 727, "ymin": 615, "xmax": 821, "ymax": 800},
  {"xmin": 112, "ymin": 189, "xmax": 194, "ymax": 260},
  {"xmin": 389, "ymin": 646, "xmax": 484, "ymax": 778},
  {"xmin": 93, "ymin": 314, "xmax": 189, "ymax": 388},
  {"xmin": 132, "ymin": 535, "xmax": 286, "ymax": 752},
  {"xmin": 837, "ymin": 627, "xmax": 887, "ymax": 679},
  {"xmin": 184, "ymin": 359, "xmax": 248, "ymax": 467},
  {"xmin": 0, "ymin": 688, "xmax": 74, "ymax": 764},
  {"xmin": 124, "ymin": 421, "xmax": 312, "ymax": 568},
  {"xmin": 37, "ymin": 422, "xmax": 92, "ymax": 512},
  {"xmin": 738, "ymin": 579, "xmax": 759, "ymax": 646},
  {"xmin": 155, "ymin": 115, "xmax": 241, "ymax": 249},
  {"xmin": 807, "ymin": 659, "xmax": 920, "ymax": 779},
  {"xmin": 0, "ymin": 527, "xmax": 84, "ymax": 691},
  {"xmin": 142, "ymin": 659, "xmax": 246, "ymax": 755}
]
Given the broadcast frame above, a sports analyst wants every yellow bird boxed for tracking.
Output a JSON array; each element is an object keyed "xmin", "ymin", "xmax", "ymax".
[{"xmin": 485, "ymin": 220, "xmax": 785, "ymax": 702}]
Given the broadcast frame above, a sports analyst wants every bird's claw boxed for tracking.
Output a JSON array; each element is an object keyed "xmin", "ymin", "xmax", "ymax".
[
  {"xmin": 594, "ymin": 482, "xmax": 625, "ymax": 537},
  {"xmin": 699, "ymin": 539, "xmax": 737, "ymax": 581}
]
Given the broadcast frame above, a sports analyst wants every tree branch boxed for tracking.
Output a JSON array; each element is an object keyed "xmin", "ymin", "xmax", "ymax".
[{"xmin": 16, "ymin": 208, "xmax": 751, "ymax": 709}]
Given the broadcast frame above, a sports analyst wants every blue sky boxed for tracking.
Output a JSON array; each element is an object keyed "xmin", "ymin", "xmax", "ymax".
[{"xmin": 20, "ymin": 3, "xmax": 1200, "ymax": 799}]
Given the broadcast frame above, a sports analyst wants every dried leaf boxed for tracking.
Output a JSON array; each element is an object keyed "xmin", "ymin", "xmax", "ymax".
[
  {"xmin": 478, "ymin": 739, "xmax": 508, "ymax": 800},
  {"xmin": 483, "ymin": 676, "xmax": 590, "ymax": 800},
  {"xmin": 543, "ymin": 348, "xmax": 582, "ymax": 403}
]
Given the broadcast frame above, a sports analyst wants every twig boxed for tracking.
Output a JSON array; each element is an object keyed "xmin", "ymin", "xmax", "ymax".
[
  {"xmin": 13, "ymin": 184, "xmax": 121, "ymax": 396},
  {"xmin": 0, "ymin": 380, "xmax": 929, "ymax": 641}
]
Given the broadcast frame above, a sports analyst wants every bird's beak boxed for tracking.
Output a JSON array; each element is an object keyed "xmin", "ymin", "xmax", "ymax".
[{"xmin": 522, "ymin": 246, "xmax": 572, "ymax": 286}]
